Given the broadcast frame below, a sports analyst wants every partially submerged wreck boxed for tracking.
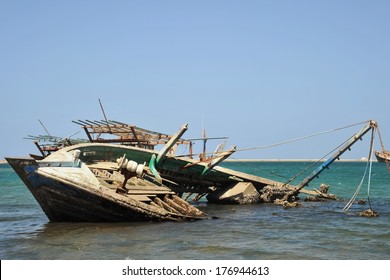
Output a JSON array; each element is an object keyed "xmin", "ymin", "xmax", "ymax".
[
  {"xmin": 6, "ymin": 154, "xmax": 205, "ymax": 222},
  {"xmin": 6, "ymin": 119, "xmax": 382, "ymax": 222}
]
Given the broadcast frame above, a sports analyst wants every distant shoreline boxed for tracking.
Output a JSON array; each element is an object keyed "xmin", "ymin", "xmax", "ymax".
[
  {"xmin": 0, "ymin": 158, "xmax": 376, "ymax": 165},
  {"xmin": 225, "ymin": 158, "xmax": 375, "ymax": 162}
]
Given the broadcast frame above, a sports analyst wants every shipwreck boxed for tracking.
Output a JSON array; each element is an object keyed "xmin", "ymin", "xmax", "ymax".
[{"xmin": 6, "ymin": 118, "xmax": 384, "ymax": 222}]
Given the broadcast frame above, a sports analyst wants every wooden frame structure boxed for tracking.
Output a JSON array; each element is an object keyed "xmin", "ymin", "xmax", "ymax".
[{"xmin": 72, "ymin": 120, "xmax": 191, "ymax": 150}]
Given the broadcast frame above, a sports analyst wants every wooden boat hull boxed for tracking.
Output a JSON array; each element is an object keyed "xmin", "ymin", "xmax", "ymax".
[
  {"xmin": 5, "ymin": 157, "xmax": 205, "ymax": 222},
  {"xmin": 375, "ymin": 150, "xmax": 390, "ymax": 162}
]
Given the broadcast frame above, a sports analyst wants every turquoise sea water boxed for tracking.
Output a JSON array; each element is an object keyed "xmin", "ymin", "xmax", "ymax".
[{"xmin": 0, "ymin": 161, "xmax": 389, "ymax": 260}]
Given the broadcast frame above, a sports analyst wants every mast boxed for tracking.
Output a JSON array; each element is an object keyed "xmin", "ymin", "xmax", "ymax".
[{"xmin": 290, "ymin": 120, "xmax": 377, "ymax": 196}]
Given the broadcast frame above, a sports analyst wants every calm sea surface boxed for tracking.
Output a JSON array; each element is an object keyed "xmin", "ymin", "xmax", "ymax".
[{"xmin": 0, "ymin": 161, "xmax": 389, "ymax": 260}]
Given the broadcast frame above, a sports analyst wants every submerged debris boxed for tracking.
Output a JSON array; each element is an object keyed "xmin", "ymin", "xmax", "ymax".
[
  {"xmin": 304, "ymin": 196, "xmax": 325, "ymax": 202},
  {"xmin": 358, "ymin": 209, "xmax": 379, "ymax": 217},
  {"xmin": 358, "ymin": 199, "xmax": 366, "ymax": 205},
  {"xmin": 260, "ymin": 185, "xmax": 294, "ymax": 203},
  {"xmin": 274, "ymin": 199, "xmax": 300, "ymax": 208},
  {"xmin": 207, "ymin": 182, "xmax": 260, "ymax": 204},
  {"xmin": 260, "ymin": 182, "xmax": 337, "ymax": 207},
  {"xmin": 319, "ymin": 183, "xmax": 329, "ymax": 193},
  {"xmin": 260, "ymin": 185, "xmax": 301, "ymax": 207}
]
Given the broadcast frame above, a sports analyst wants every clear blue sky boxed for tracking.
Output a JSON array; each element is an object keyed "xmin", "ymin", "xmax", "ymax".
[{"xmin": 1, "ymin": 0, "xmax": 389, "ymax": 159}]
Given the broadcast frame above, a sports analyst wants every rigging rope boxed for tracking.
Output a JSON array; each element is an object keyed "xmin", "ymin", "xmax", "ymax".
[
  {"xmin": 177, "ymin": 120, "xmax": 370, "ymax": 158},
  {"xmin": 228, "ymin": 121, "xmax": 369, "ymax": 182},
  {"xmin": 283, "ymin": 136, "xmax": 353, "ymax": 186},
  {"xmin": 343, "ymin": 127, "xmax": 376, "ymax": 212},
  {"xmin": 236, "ymin": 121, "xmax": 369, "ymax": 152},
  {"xmin": 342, "ymin": 160, "xmax": 369, "ymax": 212},
  {"xmin": 367, "ymin": 129, "xmax": 375, "ymax": 210}
]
